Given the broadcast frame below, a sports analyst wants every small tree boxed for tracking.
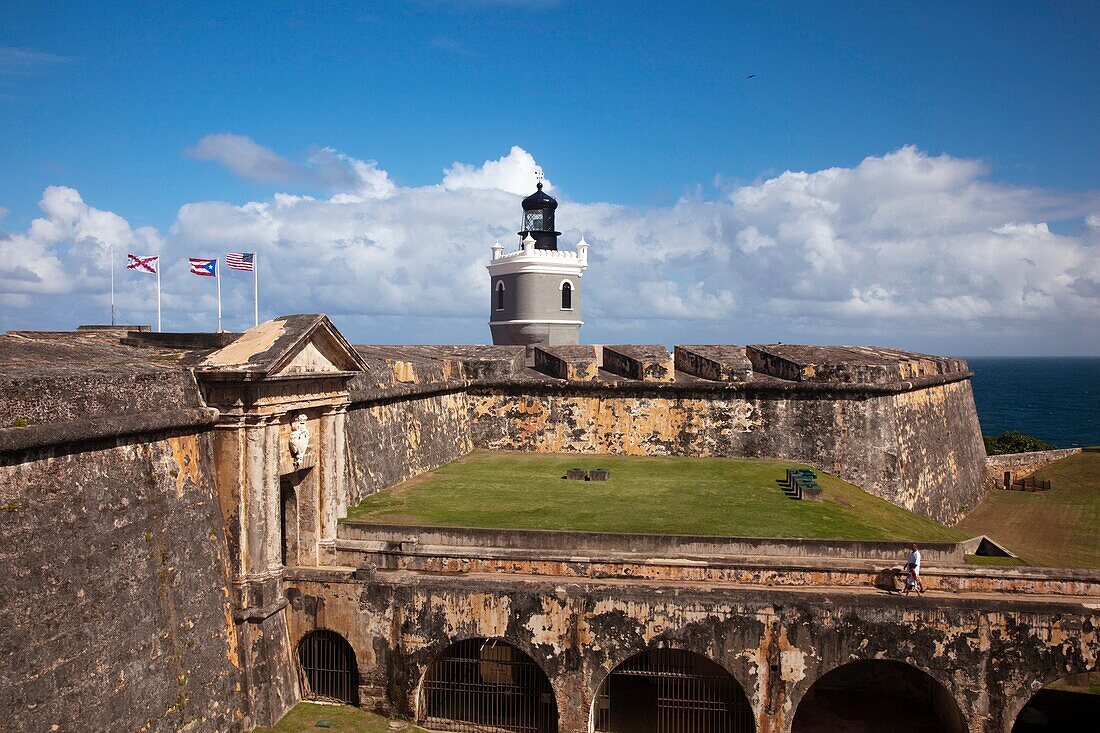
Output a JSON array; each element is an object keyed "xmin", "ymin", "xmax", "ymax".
[{"xmin": 984, "ymin": 431, "xmax": 1056, "ymax": 455}]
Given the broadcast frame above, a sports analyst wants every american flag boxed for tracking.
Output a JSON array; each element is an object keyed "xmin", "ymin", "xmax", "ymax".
[
  {"xmin": 189, "ymin": 257, "xmax": 217, "ymax": 277},
  {"xmin": 226, "ymin": 252, "xmax": 255, "ymax": 272},
  {"xmin": 126, "ymin": 254, "xmax": 158, "ymax": 274}
]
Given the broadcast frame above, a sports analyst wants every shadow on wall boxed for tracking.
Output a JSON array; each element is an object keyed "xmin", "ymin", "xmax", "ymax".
[
  {"xmin": 1012, "ymin": 673, "xmax": 1100, "ymax": 732},
  {"xmin": 791, "ymin": 660, "xmax": 966, "ymax": 733}
]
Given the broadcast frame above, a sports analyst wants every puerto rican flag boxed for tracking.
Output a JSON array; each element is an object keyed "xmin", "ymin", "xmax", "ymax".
[
  {"xmin": 126, "ymin": 254, "xmax": 158, "ymax": 274},
  {"xmin": 189, "ymin": 257, "xmax": 217, "ymax": 277}
]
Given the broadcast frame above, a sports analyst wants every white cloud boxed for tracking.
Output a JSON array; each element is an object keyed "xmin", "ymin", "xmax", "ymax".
[
  {"xmin": 188, "ymin": 134, "xmax": 397, "ymax": 198},
  {"xmin": 3, "ymin": 145, "xmax": 1099, "ymax": 354},
  {"xmin": 0, "ymin": 186, "xmax": 162, "ymax": 331},
  {"xmin": 442, "ymin": 146, "xmax": 550, "ymax": 195},
  {"xmin": 187, "ymin": 134, "xmax": 300, "ymax": 183}
]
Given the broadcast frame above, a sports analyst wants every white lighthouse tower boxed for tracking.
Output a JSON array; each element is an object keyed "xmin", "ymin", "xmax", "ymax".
[{"xmin": 487, "ymin": 179, "xmax": 589, "ymax": 351}]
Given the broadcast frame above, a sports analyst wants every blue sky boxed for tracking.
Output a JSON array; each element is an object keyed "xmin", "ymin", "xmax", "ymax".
[{"xmin": 1, "ymin": 1, "xmax": 1099, "ymax": 354}]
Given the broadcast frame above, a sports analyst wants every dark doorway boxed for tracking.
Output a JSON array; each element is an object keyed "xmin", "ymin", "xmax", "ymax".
[
  {"xmin": 791, "ymin": 660, "xmax": 965, "ymax": 733},
  {"xmin": 297, "ymin": 629, "xmax": 359, "ymax": 705},
  {"xmin": 420, "ymin": 638, "xmax": 558, "ymax": 733},
  {"xmin": 281, "ymin": 475, "xmax": 298, "ymax": 567},
  {"xmin": 593, "ymin": 648, "xmax": 755, "ymax": 733},
  {"xmin": 1013, "ymin": 673, "xmax": 1100, "ymax": 732}
]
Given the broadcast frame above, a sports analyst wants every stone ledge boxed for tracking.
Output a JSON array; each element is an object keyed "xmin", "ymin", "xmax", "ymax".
[
  {"xmin": 283, "ymin": 565, "xmax": 358, "ymax": 583},
  {"xmin": 470, "ymin": 370, "xmax": 973, "ymax": 396},
  {"xmin": 348, "ymin": 380, "xmax": 471, "ymax": 407},
  {"xmin": 747, "ymin": 344, "xmax": 969, "ymax": 385},
  {"xmin": 0, "ymin": 407, "xmax": 220, "ymax": 454},
  {"xmin": 338, "ymin": 521, "xmax": 965, "ymax": 563},
  {"xmin": 344, "ymin": 568, "xmax": 1100, "ymax": 614}
]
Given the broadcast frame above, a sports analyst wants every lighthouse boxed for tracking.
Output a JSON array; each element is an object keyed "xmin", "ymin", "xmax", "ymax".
[{"xmin": 487, "ymin": 179, "xmax": 589, "ymax": 351}]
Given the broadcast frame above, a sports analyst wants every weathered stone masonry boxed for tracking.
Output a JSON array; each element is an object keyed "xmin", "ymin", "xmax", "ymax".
[
  {"xmin": 1, "ymin": 317, "xmax": 1091, "ymax": 733},
  {"xmin": 467, "ymin": 374, "xmax": 986, "ymax": 524},
  {"xmin": 284, "ymin": 568, "xmax": 1099, "ymax": 733},
  {"xmin": 0, "ymin": 430, "xmax": 247, "ymax": 733}
]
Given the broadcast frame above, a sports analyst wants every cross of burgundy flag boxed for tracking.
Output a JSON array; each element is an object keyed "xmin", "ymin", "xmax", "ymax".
[
  {"xmin": 126, "ymin": 254, "xmax": 158, "ymax": 274},
  {"xmin": 127, "ymin": 254, "xmax": 162, "ymax": 333},
  {"xmin": 189, "ymin": 257, "xmax": 217, "ymax": 277}
]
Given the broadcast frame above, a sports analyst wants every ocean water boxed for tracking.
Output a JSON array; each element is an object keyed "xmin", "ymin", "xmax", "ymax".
[{"xmin": 966, "ymin": 358, "xmax": 1100, "ymax": 448}]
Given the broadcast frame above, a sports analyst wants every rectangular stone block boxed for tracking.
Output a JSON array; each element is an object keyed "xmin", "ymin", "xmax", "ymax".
[
  {"xmin": 533, "ymin": 345, "xmax": 599, "ymax": 381},
  {"xmin": 747, "ymin": 344, "xmax": 969, "ymax": 385},
  {"xmin": 602, "ymin": 345, "xmax": 674, "ymax": 382},
  {"xmin": 674, "ymin": 345, "xmax": 753, "ymax": 382}
]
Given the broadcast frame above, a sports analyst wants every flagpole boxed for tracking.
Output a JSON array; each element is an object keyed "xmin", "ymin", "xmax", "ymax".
[
  {"xmin": 110, "ymin": 243, "xmax": 115, "ymax": 326},
  {"xmin": 253, "ymin": 253, "xmax": 259, "ymax": 327},
  {"xmin": 216, "ymin": 260, "xmax": 222, "ymax": 333},
  {"xmin": 156, "ymin": 262, "xmax": 162, "ymax": 333}
]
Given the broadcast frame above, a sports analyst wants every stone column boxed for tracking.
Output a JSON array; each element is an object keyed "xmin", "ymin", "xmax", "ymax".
[
  {"xmin": 333, "ymin": 405, "xmax": 349, "ymax": 521},
  {"xmin": 264, "ymin": 416, "xmax": 282, "ymax": 576},
  {"xmin": 317, "ymin": 406, "xmax": 342, "ymax": 565},
  {"xmin": 244, "ymin": 415, "xmax": 271, "ymax": 579}
]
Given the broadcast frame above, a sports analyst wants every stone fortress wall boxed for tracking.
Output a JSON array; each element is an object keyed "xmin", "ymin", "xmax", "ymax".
[
  {"xmin": 0, "ymin": 319, "xmax": 1003, "ymax": 732},
  {"xmin": 345, "ymin": 341, "xmax": 988, "ymax": 524},
  {"xmin": 984, "ymin": 447, "xmax": 1084, "ymax": 488},
  {"xmin": 0, "ymin": 329, "xmax": 246, "ymax": 732}
]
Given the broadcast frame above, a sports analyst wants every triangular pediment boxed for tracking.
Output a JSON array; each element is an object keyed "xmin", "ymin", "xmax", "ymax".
[
  {"xmin": 272, "ymin": 328, "xmax": 361, "ymax": 376},
  {"xmin": 199, "ymin": 314, "xmax": 366, "ymax": 379}
]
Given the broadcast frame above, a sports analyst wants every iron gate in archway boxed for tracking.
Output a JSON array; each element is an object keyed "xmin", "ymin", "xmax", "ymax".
[
  {"xmin": 594, "ymin": 648, "xmax": 755, "ymax": 733},
  {"xmin": 297, "ymin": 629, "xmax": 359, "ymax": 706},
  {"xmin": 420, "ymin": 638, "xmax": 559, "ymax": 733}
]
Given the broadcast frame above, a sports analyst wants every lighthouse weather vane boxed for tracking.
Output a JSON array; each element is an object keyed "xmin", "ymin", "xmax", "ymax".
[{"xmin": 535, "ymin": 169, "xmax": 544, "ymax": 187}]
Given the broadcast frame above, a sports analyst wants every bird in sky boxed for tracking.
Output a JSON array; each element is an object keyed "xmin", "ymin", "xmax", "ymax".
[{"xmin": 746, "ymin": 74, "xmax": 756, "ymax": 79}]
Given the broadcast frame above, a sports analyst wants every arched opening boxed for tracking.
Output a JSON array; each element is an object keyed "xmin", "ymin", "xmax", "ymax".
[
  {"xmin": 1012, "ymin": 672, "xmax": 1100, "ymax": 732},
  {"xmin": 495, "ymin": 280, "xmax": 506, "ymax": 311},
  {"xmin": 560, "ymin": 280, "xmax": 573, "ymax": 310},
  {"xmin": 791, "ymin": 659, "xmax": 965, "ymax": 733},
  {"xmin": 297, "ymin": 629, "xmax": 359, "ymax": 706},
  {"xmin": 420, "ymin": 638, "xmax": 558, "ymax": 733},
  {"xmin": 593, "ymin": 648, "xmax": 754, "ymax": 733}
]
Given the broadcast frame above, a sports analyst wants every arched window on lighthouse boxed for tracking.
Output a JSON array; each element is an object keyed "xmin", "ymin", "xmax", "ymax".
[
  {"xmin": 560, "ymin": 280, "xmax": 573, "ymax": 310},
  {"xmin": 495, "ymin": 280, "xmax": 506, "ymax": 311}
]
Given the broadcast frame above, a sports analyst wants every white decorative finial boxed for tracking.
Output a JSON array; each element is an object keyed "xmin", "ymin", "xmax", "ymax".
[
  {"xmin": 491, "ymin": 239, "xmax": 504, "ymax": 260},
  {"xmin": 577, "ymin": 236, "xmax": 589, "ymax": 268},
  {"xmin": 522, "ymin": 233, "xmax": 536, "ymax": 252}
]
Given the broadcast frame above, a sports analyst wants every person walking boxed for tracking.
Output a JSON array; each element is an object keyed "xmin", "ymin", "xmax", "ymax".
[{"xmin": 903, "ymin": 543, "xmax": 925, "ymax": 595}]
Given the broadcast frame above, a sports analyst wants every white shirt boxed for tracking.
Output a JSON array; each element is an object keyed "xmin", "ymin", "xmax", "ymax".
[{"xmin": 908, "ymin": 550, "xmax": 921, "ymax": 569}]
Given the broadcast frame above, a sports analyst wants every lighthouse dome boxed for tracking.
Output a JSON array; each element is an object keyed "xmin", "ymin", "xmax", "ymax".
[{"xmin": 521, "ymin": 182, "xmax": 557, "ymax": 211}]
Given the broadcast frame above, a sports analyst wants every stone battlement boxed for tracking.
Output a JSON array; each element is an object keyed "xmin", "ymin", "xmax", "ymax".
[{"xmin": 0, "ymin": 328, "xmax": 973, "ymax": 434}]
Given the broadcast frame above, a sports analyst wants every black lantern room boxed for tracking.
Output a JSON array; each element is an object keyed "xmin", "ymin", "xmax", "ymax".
[{"xmin": 519, "ymin": 182, "xmax": 560, "ymax": 250}]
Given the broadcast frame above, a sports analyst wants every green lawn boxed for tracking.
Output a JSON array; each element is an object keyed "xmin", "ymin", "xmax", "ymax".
[
  {"xmin": 344, "ymin": 451, "xmax": 965, "ymax": 541},
  {"xmin": 957, "ymin": 452, "xmax": 1100, "ymax": 568},
  {"xmin": 254, "ymin": 702, "xmax": 422, "ymax": 733},
  {"xmin": 964, "ymin": 554, "xmax": 1028, "ymax": 566}
]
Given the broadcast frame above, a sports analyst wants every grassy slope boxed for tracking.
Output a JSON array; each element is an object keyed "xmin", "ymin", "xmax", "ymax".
[
  {"xmin": 255, "ymin": 702, "xmax": 422, "ymax": 733},
  {"xmin": 957, "ymin": 452, "xmax": 1100, "ymax": 568},
  {"xmin": 345, "ymin": 451, "xmax": 964, "ymax": 542}
]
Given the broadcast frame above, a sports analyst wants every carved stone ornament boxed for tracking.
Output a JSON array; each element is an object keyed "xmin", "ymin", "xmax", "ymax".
[{"xmin": 289, "ymin": 414, "xmax": 310, "ymax": 469}]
